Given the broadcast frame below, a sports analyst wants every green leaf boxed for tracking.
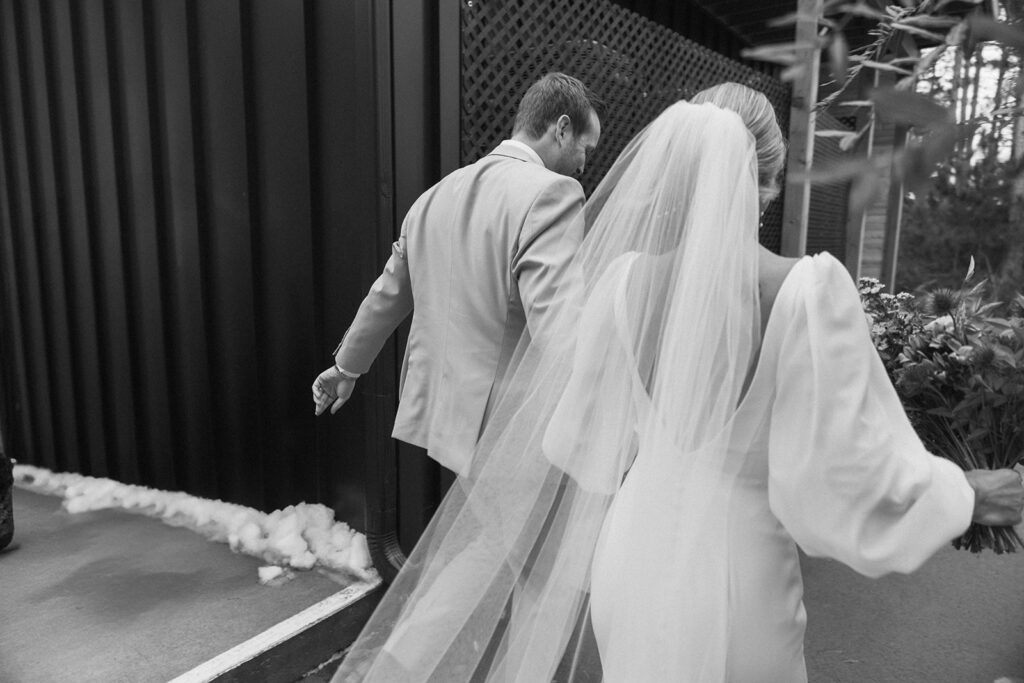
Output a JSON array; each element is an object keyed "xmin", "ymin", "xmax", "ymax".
[
  {"xmin": 767, "ymin": 11, "xmax": 838, "ymax": 30},
  {"xmin": 897, "ymin": 15, "xmax": 960, "ymax": 30},
  {"xmin": 835, "ymin": 99, "xmax": 874, "ymax": 109},
  {"xmin": 780, "ymin": 63, "xmax": 809, "ymax": 83},
  {"xmin": 966, "ymin": 15, "xmax": 1024, "ymax": 51},
  {"xmin": 897, "ymin": 126, "xmax": 958, "ymax": 196},
  {"xmin": 892, "ymin": 22, "xmax": 948, "ymax": 44},
  {"xmin": 815, "ymin": 130, "xmax": 859, "ymax": 139},
  {"xmin": 790, "ymin": 157, "xmax": 878, "ymax": 185},
  {"xmin": 926, "ymin": 407, "xmax": 956, "ymax": 418},
  {"xmin": 829, "ymin": 32, "xmax": 849, "ymax": 88},
  {"xmin": 853, "ymin": 57, "xmax": 914, "ymax": 75},
  {"xmin": 870, "ymin": 88, "xmax": 953, "ymax": 129},
  {"xmin": 834, "ymin": 3, "xmax": 889, "ymax": 21},
  {"xmin": 849, "ymin": 171, "xmax": 883, "ymax": 213},
  {"xmin": 741, "ymin": 41, "xmax": 821, "ymax": 66}
]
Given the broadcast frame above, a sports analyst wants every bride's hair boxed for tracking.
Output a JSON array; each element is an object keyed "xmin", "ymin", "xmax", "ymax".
[{"xmin": 691, "ymin": 83, "xmax": 786, "ymax": 206}]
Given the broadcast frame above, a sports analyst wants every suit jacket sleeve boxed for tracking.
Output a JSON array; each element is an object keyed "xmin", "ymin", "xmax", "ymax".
[
  {"xmin": 334, "ymin": 230, "xmax": 414, "ymax": 375},
  {"xmin": 512, "ymin": 176, "xmax": 585, "ymax": 345}
]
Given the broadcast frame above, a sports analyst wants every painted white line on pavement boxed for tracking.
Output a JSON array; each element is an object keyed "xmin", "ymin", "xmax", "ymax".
[{"xmin": 168, "ymin": 578, "xmax": 382, "ymax": 683}]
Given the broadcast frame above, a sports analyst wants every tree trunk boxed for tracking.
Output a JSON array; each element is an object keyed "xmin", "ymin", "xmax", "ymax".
[
  {"xmin": 1003, "ymin": 1, "xmax": 1024, "ymax": 297},
  {"xmin": 991, "ymin": 49, "xmax": 1007, "ymax": 162}
]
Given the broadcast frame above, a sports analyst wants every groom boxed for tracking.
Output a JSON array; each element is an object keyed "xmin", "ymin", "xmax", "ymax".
[{"xmin": 313, "ymin": 73, "xmax": 603, "ymax": 476}]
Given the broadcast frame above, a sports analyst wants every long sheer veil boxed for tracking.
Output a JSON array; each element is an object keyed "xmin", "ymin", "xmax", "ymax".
[{"xmin": 334, "ymin": 102, "xmax": 762, "ymax": 682}]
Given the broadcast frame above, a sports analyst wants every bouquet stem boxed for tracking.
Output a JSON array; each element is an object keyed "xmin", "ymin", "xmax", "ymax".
[
  {"xmin": 952, "ymin": 523, "xmax": 1024, "ymax": 554},
  {"xmin": 915, "ymin": 413, "xmax": 1023, "ymax": 554}
]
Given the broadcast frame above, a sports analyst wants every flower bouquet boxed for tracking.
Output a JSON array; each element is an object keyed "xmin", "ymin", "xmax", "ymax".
[{"xmin": 859, "ymin": 261, "xmax": 1024, "ymax": 553}]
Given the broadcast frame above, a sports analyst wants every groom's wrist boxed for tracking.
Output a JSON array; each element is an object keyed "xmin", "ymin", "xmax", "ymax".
[
  {"xmin": 332, "ymin": 335, "xmax": 362, "ymax": 379},
  {"xmin": 334, "ymin": 362, "xmax": 360, "ymax": 380}
]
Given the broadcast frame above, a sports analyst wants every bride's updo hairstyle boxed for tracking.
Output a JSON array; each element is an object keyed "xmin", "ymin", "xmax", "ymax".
[{"xmin": 691, "ymin": 83, "xmax": 786, "ymax": 207}]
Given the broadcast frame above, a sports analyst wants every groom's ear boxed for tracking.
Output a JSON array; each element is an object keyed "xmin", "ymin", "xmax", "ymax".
[{"xmin": 554, "ymin": 114, "xmax": 573, "ymax": 146}]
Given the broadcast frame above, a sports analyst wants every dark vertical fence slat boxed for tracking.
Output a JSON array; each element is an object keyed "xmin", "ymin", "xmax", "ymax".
[
  {"xmin": 0, "ymin": 87, "xmax": 32, "ymax": 465},
  {"xmin": 305, "ymin": 0, "xmax": 329, "ymax": 507},
  {"xmin": 108, "ymin": 0, "xmax": 177, "ymax": 486},
  {"xmin": 191, "ymin": 0, "xmax": 261, "ymax": 506},
  {"xmin": 310, "ymin": 0, "xmax": 376, "ymax": 524},
  {"xmin": 238, "ymin": 1, "xmax": 270, "ymax": 505},
  {"xmin": 247, "ymin": 0, "xmax": 317, "ymax": 509},
  {"xmin": 0, "ymin": 0, "xmax": 57, "ymax": 469},
  {"xmin": 74, "ymin": 0, "xmax": 139, "ymax": 482},
  {"xmin": 148, "ymin": 0, "xmax": 216, "ymax": 496},
  {"xmin": 19, "ymin": 0, "xmax": 82, "ymax": 472},
  {"xmin": 47, "ymin": 0, "xmax": 110, "ymax": 476}
]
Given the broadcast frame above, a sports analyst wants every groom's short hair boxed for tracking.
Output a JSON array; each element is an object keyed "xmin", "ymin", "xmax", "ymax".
[{"xmin": 512, "ymin": 73, "xmax": 603, "ymax": 139}]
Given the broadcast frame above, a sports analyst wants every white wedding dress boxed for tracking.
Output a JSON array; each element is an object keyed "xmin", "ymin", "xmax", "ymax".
[
  {"xmin": 334, "ymin": 102, "xmax": 975, "ymax": 683},
  {"xmin": 582, "ymin": 252, "xmax": 974, "ymax": 682}
]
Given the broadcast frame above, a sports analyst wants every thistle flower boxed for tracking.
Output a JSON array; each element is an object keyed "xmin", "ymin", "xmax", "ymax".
[
  {"xmin": 922, "ymin": 288, "xmax": 962, "ymax": 317},
  {"xmin": 897, "ymin": 363, "xmax": 933, "ymax": 396},
  {"xmin": 971, "ymin": 344, "xmax": 996, "ymax": 369}
]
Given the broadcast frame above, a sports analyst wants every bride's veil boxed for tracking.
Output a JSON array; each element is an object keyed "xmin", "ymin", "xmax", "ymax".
[{"xmin": 334, "ymin": 101, "xmax": 763, "ymax": 682}]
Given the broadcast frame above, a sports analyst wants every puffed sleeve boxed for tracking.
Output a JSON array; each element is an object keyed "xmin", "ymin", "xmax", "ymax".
[
  {"xmin": 766, "ymin": 254, "xmax": 974, "ymax": 578},
  {"xmin": 542, "ymin": 254, "xmax": 644, "ymax": 494}
]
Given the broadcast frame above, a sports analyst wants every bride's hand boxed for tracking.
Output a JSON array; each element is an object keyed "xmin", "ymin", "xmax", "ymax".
[{"xmin": 964, "ymin": 468, "xmax": 1024, "ymax": 527}]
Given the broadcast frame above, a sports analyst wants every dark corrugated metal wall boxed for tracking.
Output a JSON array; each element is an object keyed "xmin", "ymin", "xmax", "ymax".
[{"xmin": 0, "ymin": 0, "xmax": 406, "ymax": 518}]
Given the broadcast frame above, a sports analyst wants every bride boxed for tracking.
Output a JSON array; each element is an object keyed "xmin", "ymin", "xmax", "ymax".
[{"xmin": 334, "ymin": 83, "xmax": 1024, "ymax": 682}]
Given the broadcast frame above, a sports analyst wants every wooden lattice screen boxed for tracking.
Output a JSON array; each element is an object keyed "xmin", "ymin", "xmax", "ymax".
[
  {"xmin": 807, "ymin": 111, "xmax": 854, "ymax": 262},
  {"xmin": 459, "ymin": 0, "xmax": 791, "ymax": 251}
]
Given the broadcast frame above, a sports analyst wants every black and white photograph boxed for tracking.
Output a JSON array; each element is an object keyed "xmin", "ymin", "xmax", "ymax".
[{"xmin": 0, "ymin": 1, "xmax": 1023, "ymax": 681}]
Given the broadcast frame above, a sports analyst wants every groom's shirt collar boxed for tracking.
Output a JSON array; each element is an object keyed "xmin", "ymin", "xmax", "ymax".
[{"xmin": 501, "ymin": 139, "xmax": 545, "ymax": 168}]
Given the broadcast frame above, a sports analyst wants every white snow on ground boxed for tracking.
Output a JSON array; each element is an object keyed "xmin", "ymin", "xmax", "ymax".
[{"xmin": 12, "ymin": 463, "xmax": 378, "ymax": 586}]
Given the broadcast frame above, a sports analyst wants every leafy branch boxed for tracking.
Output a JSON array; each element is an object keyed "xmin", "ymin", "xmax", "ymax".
[{"xmin": 743, "ymin": 1, "xmax": 1024, "ymax": 211}]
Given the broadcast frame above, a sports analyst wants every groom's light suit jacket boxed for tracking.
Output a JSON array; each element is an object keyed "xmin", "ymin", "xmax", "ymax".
[{"xmin": 335, "ymin": 142, "xmax": 585, "ymax": 476}]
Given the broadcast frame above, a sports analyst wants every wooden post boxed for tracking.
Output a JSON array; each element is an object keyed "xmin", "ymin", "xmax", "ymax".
[
  {"xmin": 844, "ymin": 72, "xmax": 878, "ymax": 279},
  {"xmin": 781, "ymin": 0, "xmax": 822, "ymax": 257},
  {"xmin": 879, "ymin": 125, "xmax": 908, "ymax": 290},
  {"xmin": 852, "ymin": 69, "xmax": 902, "ymax": 282}
]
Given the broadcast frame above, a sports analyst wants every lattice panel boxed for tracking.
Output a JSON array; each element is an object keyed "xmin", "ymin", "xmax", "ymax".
[
  {"xmin": 461, "ymin": 0, "xmax": 791, "ymax": 251},
  {"xmin": 806, "ymin": 111, "xmax": 853, "ymax": 262}
]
